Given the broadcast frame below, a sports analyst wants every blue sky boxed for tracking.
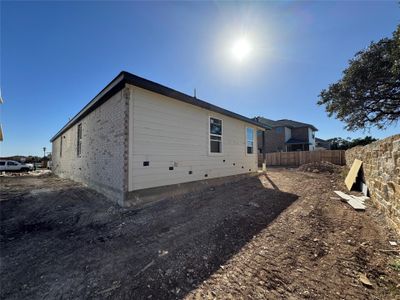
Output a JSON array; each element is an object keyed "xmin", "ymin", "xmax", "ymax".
[{"xmin": 1, "ymin": 1, "xmax": 399, "ymax": 156}]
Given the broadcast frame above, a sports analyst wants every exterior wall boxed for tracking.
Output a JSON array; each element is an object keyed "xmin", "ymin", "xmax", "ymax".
[
  {"xmin": 345, "ymin": 134, "xmax": 400, "ymax": 233},
  {"xmin": 291, "ymin": 127, "xmax": 308, "ymax": 141},
  {"xmin": 308, "ymin": 128, "xmax": 316, "ymax": 151},
  {"xmin": 284, "ymin": 127, "xmax": 291, "ymax": 142},
  {"xmin": 52, "ymin": 90, "xmax": 128, "ymax": 205},
  {"xmin": 127, "ymin": 85, "xmax": 259, "ymax": 191},
  {"xmin": 264, "ymin": 127, "xmax": 286, "ymax": 153}
]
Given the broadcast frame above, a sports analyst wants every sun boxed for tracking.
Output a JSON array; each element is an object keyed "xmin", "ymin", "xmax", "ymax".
[{"xmin": 231, "ymin": 38, "xmax": 252, "ymax": 62}]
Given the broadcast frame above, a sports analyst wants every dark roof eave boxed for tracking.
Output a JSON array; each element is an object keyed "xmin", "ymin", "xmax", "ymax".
[
  {"xmin": 285, "ymin": 141, "xmax": 312, "ymax": 145},
  {"xmin": 123, "ymin": 72, "xmax": 271, "ymax": 131},
  {"xmin": 50, "ymin": 72, "xmax": 270, "ymax": 142},
  {"xmin": 278, "ymin": 125, "xmax": 318, "ymax": 131}
]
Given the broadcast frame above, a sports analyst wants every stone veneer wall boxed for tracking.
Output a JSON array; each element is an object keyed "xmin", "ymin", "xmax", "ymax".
[{"xmin": 345, "ymin": 134, "xmax": 400, "ymax": 233}]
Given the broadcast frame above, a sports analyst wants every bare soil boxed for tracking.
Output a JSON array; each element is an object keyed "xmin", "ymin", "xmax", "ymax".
[{"xmin": 0, "ymin": 169, "xmax": 399, "ymax": 300}]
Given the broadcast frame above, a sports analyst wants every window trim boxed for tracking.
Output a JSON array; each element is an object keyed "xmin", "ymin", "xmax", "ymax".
[
  {"xmin": 208, "ymin": 116, "xmax": 223, "ymax": 155},
  {"xmin": 246, "ymin": 127, "xmax": 254, "ymax": 155},
  {"xmin": 77, "ymin": 123, "xmax": 82, "ymax": 157}
]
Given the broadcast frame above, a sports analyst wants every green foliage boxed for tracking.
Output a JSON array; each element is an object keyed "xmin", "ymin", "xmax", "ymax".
[
  {"xmin": 389, "ymin": 258, "xmax": 400, "ymax": 272},
  {"xmin": 328, "ymin": 136, "xmax": 378, "ymax": 150},
  {"xmin": 318, "ymin": 25, "xmax": 400, "ymax": 131}
]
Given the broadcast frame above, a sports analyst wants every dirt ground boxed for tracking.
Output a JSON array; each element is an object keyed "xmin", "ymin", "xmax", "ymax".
[{"xmin": 0, "ymin": 169, "xmax": 399, "ymax": 299}]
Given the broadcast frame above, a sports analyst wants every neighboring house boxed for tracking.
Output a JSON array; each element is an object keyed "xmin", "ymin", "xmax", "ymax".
[
  {"xmin": 315, "ymin": 137, "xmax": 331, "ymax": 150},
  {"xmin": 51, "ymin": 71, "xmax": 270, "ymax": 206},
  {"xmin": 253, "ymin": 117, "xmax": 318, "ymax": 153}
]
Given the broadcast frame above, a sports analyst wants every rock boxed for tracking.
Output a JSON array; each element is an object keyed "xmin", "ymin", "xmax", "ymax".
[
  {"xmin": 359, "ymin": 273, "xmax": 372, "ymax": 287},
  {"xmin": 165, "ymin": 269, "xmax": 172, "ymax": 276},
  {"xmin": 303, "ymin": 290, "xmax": 310, "ymax": 298}
]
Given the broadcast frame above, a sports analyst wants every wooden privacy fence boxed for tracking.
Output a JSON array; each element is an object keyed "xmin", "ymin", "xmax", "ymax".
[{"xmin": 259, "ymin": 150, "xmax": 346, "ymax": 167}]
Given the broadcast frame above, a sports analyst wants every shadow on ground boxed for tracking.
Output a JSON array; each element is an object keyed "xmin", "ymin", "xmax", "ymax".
[{"xmin": 0, "ymin": 175, "xmax": 298, "ymax": 299}]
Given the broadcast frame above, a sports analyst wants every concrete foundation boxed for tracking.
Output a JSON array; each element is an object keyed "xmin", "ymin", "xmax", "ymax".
[{"xmin": 125, "ymin": 173, "xmax": 260, "ymax": 207}]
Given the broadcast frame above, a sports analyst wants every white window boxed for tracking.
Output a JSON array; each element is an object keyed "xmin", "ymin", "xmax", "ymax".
[
  {"xmin": 77, "ymin": 124, "xmax": 82, "ymax": 157},
  {"xmin": 209, "ymin": 117, "xmax": 222, "ymax": 153},
  {"xmin": 246, "ymin": 127, "xmax": 254, "ymax": 154}
]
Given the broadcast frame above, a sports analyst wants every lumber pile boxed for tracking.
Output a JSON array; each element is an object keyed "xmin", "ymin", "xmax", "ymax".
[{"xmin": 334, "ymin": 191, "xmax": 368, "ymax": 210}]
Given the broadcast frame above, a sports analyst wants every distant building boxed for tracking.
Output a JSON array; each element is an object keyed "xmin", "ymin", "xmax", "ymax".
[
  {"xmin": 253, "ymin": 117, "xmax": 318, "ymax": 153},
  {"xmin": 315, "ymin": 137, "xmax": 331, "ymax": 150}
]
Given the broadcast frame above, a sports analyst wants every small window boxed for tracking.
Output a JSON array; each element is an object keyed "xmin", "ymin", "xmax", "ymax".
[
  {"xmin": 246, "ymin": 127, "xmax": 254, "ymax": 154},
  {"xmin": 275, "ymin": 127, "xmax": 283, "ymax": 133},
  {"xmin": 60, "ymin": 137, "xmax": 63, "ymax": 157},
  {"xmin": 77, "ymin": 124, "xmax": 82, "ymax": 157},
  {"xmin": 209, "ymin": 117, "xmax": 222, "ymax": 153},
  {"xmin": 0, "ymin": 161, "xmax": 5, "ymax": 166},
  {"xmin": 7, "ymin": 161, "xmax": 18, "ymax": 166}
]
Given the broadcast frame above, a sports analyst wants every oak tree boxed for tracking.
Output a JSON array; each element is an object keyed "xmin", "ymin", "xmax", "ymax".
[{"xmin": 318, "ymin": 25, "xmax": 400, "ymax": 131}]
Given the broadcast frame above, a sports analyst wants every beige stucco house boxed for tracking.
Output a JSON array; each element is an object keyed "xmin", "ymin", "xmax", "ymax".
[{"xmin": 50, "ymin": 71, "xmax": 269, "ymax": 206}]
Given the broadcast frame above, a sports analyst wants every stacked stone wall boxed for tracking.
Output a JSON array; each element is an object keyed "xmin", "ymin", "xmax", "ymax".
[{"xmin": 345, "ymin": 134, "xmax": 400, "ymax": 233}]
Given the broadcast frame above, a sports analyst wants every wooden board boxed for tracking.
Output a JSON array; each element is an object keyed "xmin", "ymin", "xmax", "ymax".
[
  {"xmin": 351, "ymin": 195, "xmax": 369, "ymax": 202},
  {"xmin": 345, "ymin": 159, "xmax": 363, "ymax": 191},
  {"xmin": 334, "ymin": 191, "xmax": 366, "ymax": 210},
  {"xmin": 347, "ymin": 198, "xmax": 366, "ymax": 210},
  {"xmin": 334, "ymin": 191, "xmax": 354, "ymax": 201},
  {"xmin": 361, "ymin": 182, "xmax": 368, "ymax": 196}
]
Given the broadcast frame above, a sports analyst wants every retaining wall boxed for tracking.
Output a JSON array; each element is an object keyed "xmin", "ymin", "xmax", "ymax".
[{"xmin": 345, "ymin": 134, "xmax": 400, "ymax": 233}]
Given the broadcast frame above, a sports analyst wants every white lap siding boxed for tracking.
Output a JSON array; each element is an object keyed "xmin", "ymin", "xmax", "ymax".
[
  {"xmin": 128, "ymin": 85, "xmax": 259, "ymax": 191},
  {"xmin": 52, "ymin": 90, "xmax": 128, "ymax": 204}
]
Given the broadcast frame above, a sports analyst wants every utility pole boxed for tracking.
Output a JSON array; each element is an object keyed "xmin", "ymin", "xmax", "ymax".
[{"xmin": 43, "ymin": 147, "xmax": 46, "ymax": 158}]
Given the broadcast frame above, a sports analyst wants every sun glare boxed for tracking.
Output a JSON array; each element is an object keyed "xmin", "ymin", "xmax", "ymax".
[{"xmin": 231, "ymin": 38, "xmax": 252, "ymax": 62}]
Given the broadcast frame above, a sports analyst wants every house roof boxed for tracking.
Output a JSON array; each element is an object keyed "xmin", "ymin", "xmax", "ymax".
[
  {"xmin": 315, "ymin": 137, "xmax": 330, "ymax": 144},
  {"xmin": 254, "ymin": 116, "xmax": 318, "ymax": 131},
  {"xmin": 50, "ymin": 71, "xmax": 271, "ymax": 142}
]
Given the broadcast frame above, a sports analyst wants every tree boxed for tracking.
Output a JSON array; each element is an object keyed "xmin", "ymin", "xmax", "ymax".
[
  {"xmin": 318, "ymin": 25, "xmax": 400, "ymax": 131},
  {"xmin": 348, "ymin": 136, "xmax": 378, "ymax": 148},
  {"xmin": 327, "ymin": 136, "xmax": 378, "ymax": 150},
  {"xmin": 327, "ymin": 137, "xmax": 351, "ymax": 150}
]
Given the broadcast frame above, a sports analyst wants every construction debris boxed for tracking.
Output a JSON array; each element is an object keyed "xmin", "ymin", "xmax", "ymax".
[
  {"xmin": 360, "ymin": 182, "xmax": 369, "ymax": 197},
  {"xmin": 347, "ymin": 197, "xmax": 366, "ymax": 211},
  {"xmin": 334, "ymin": 191, "xmax": 366, "ymax": 210},
  {"xmin": 0, "ymin": 169, "xmax": 51, "ymax": 177},
  {"xmin": 345, "ymin": 159, "xmax": 363, "ymax": 190},
  {"xmin": 298, "ymin": 161, "xmax": 343, "ymax": 174},
  {"xmin": 334, "ymin": 191, "xmax": 354, "ymax": 201}
]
